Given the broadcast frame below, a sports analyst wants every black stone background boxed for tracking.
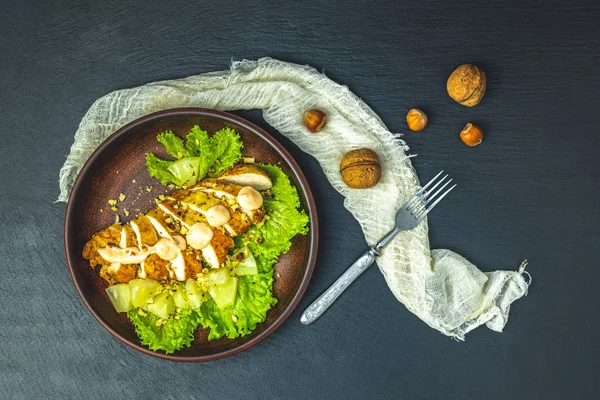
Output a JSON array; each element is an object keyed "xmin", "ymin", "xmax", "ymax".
[{"xmin": 1, "ymin": 0, "xmax": 598, "ymax": 398}]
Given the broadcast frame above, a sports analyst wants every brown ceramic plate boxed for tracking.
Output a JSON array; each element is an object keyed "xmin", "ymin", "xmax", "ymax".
[{"xmin": 64, "ymin": 108, "xmax": 318, "ymax": 361}]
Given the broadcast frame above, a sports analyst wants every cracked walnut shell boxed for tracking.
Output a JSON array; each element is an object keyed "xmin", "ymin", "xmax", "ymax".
[
  {"xmin": 340, "ymin": 148, "xmax": 381, "ymax": 189},
  {"xmin": 447, "ymin": 64, "xmax": 486, "ymax": 107}
]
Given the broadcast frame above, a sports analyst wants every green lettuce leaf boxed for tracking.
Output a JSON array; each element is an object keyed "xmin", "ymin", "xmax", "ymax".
[
  {"xmin": 250, "ymin": 199, "xmax": 309, "ymax": 262},
  {"xmin": 127, "ymin": 308, "xmax": 199, "ymax": 354},
  {"xmin": 248, "ymin": 164, "xmax": 310, "ymax": 263},
  {"xmin": 261, "ymin": 164, "xmax": 303, "ymax": 208},
  {"xmin": 209, "ymin": 128, "xmax": 244, "ymax": 177},
  {"xmin": 196, "ymin": 164, "xmax": 309, "ymax": 340},
  {"xmin": 145, "ymin": 153, "xmax": 182, "ymax": 186},
  {"xmin": 185, "ymin": 126, "xmax": 214, "ymax": 178},
  {"xmin": 157, "ymin": 130, "xmax": 188, "ymax": 159}
]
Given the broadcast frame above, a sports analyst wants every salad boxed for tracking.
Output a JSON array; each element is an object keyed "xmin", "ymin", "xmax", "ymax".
[{"xmin": 83, "ymin": 126, "xmax": 309, "ymax": 353}]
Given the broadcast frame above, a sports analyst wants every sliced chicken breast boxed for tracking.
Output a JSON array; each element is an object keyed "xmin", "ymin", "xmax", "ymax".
[
  {"xmin": 167, "ymin": 251, "xmax": 206, "ymax": 281},
  {"xmin": 86, "ymin": 164, "xmax": 272, "ymax": 283},
  {"xmin": 141, "ymin": 208, "xmax": 203, "ymax": 281},
  {"xmin": 124, "ymin": 214, "xmax": 164, "ymax": 280}
]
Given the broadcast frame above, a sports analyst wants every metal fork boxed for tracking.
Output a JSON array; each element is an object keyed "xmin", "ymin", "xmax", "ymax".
[{"xmin": 300, "ymin": 171, "xmax": 456, "ymax": 325}]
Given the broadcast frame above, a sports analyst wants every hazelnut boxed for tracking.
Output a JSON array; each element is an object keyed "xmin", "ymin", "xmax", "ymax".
[
  {"xmin": 340, "ymin": 149, "xmax": 381, "ymax": 189},
  {"xmin": 460, "ymin": 123, "xmax": 483, "ymax": 146},
  {"xmin": 406, "ymin": 108, "xmax": 428, "ymax": 131},
  {"xmin": 447, "ymin": 64, "xmax": 486, "ymax": 107},
  {"xmin": 304, "ymin": 109, "xmax": 327, "ymax": 133}
]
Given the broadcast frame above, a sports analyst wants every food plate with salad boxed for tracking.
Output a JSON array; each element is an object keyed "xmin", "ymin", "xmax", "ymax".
[{"xmin": 64, "ymin": 108, "xmax": 318, "ymax": 361}]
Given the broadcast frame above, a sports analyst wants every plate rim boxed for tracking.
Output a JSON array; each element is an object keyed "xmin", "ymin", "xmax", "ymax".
[{"xmin": 64, "ymin": 107, "xmax": 319, "ymax": 362}]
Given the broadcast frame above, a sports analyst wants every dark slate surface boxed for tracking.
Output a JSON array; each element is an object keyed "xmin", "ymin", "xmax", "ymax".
[{"xmin": 1, "ymin": 0, "xmax": 599, "ymax": 398}]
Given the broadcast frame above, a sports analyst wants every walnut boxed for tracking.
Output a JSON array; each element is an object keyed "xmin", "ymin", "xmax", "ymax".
[
  {"xmin": 446, "ymin": 64, "xmax": 486, "ymax": 107},
  {"xmin": 340, "ymin": 149, "xmax": 381, "ymax": 189}
]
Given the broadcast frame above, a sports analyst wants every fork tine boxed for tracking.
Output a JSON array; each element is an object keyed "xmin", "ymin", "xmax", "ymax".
[
  {"xmin": 407, "ymin": 174, "xmax": 450, "ymax": 213},
  {"xmin": 416, "ymin": 183, "xmax": 457, "ymax": 220},
  {"xmin": 411, "ymin": 178, "xmax": 453, "ymax": 215},
  {"xmin": 405, "ymin": 170, "xmax": 445, "ymax": 210}
]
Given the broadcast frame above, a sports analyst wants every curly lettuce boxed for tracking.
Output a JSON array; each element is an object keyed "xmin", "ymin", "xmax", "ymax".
[
  {"xmin": 185, "ymin": 126, "xmax": 214, "ymax": 179},
  {"xmin": 127, "ymin": 308, "xmax": 199, "ymax": 354},
  {"xmin": 146, "ymin": 126, "xmax": 243, "ymax": 187},
  {"xmin": 157, "ymin": 130, "xmax": 188, "ymax": 159},
  {"xmin": 145, "ymin": 153, "xmax": 182, "ymax": 187},
  {"xmin": 248, "ymin": 164, "xmax": 310, "ymax": 263},
  {"xmin": 209, "ymin": 128, "xmax": 244, "ymax": 177}
]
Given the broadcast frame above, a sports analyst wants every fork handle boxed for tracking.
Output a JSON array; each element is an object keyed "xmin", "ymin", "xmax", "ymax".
[{"xmin": 300, "ymin": 247, "xmax": 378, "ymax": 325}]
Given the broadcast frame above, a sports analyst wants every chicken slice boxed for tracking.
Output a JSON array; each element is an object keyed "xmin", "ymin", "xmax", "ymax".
[
  {"xmin": 199, "ymin": 228, "xmax": 233, "ymax": 269},
  {"xmin": 119, "ymin": 225, "xmax": 138, "ymax": 248},
  {"xmin": 83, "ymin": 224, "xmax": 123, "ymax": 268},
  {"xmin": 216, "ymin": 164, "xmax": 273, "ymax": 191},
  {"xmin": 131, "ymin": 213, "xmax": 164, "ymax": 280},
  {"xmin": 140, "ymin": 253, "xmax": 170, "ymax": 281},
  {"xmin": 99, "ymin": 263, "xmax": 137, "ymax": 285},
  {"xmin": 182, "ymin": 251, "xmax": 204, "ymax": 278},
  {"xmin": 145, "ymin": 208, "xmax": 177, "ymax": 239},
  {"xmin": 130, "ymin": 214, "xmax": 159, "ymax": 248},
  {"xmin": 191, "ymin": 178, "xmax": 266, "ymax": 224}
]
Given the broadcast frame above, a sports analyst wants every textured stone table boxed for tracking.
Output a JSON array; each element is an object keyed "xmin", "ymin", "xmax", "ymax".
[{"xmin": 1, "ymin": 0, "xmax": 598, "ymax": 398}]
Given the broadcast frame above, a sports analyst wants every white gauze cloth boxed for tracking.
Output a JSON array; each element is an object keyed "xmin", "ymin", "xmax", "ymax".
[{"xmin": 58, "ymin": 58, "xmax": 529, "ymax": 339}]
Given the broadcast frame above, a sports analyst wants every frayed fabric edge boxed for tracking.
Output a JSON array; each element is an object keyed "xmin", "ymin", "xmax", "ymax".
[{"xmin": 447, "ymin": 268, "xmax": 531, "ymax": 341}]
